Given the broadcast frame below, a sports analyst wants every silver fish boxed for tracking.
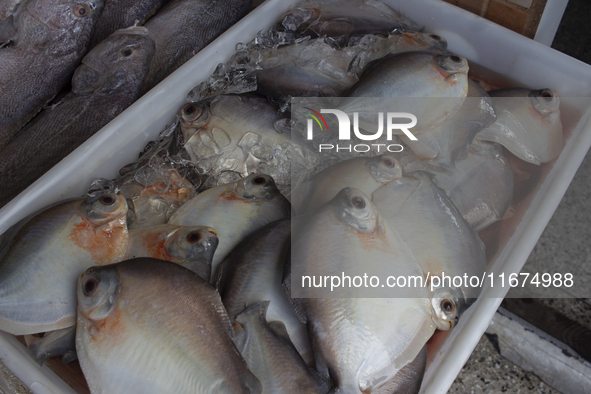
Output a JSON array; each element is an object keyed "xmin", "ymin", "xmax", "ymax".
[
  {"xmin": 372, "ymin": 172, "xmax": 486, "ymax": 329},
  {"xmin": 290, "ymin": 188, "xmax": 435, "ymax": 393},
  {"xmin": 76, "ymin": 258, "xmax": 262, "ymax": 394},
  {"xmin": 168, "ymin": 173, "xmax": 291, "ymax": 283},
  {"xmin": 476, "ymin": 88, "xmax": 563, "ymax": 165},
  {"xmin": 292, "ymin": 153, "xmax": 402, "ymax": 215},
  {"xmin": 124, "ymin": 224, "xmax": 218, "ymax": 281},
  {"xmin": 233, "ymin": 302, "xmax": 331, "ymax": 394},
  {"xmin": 341, "ymin": 52, "xmax": 469, "ymax": 136},
  {"xmin": 0, "ymin": 0, "xmax": 104, "ymax": 148},
  {"xmin": 0, "ymin": 193, "xmax": 128, "ymax": 335}
]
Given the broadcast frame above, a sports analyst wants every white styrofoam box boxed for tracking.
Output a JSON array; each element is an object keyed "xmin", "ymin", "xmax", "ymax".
[{"xmin": 0, "ymin": 0, "xmax": 590, "ymax": 392}]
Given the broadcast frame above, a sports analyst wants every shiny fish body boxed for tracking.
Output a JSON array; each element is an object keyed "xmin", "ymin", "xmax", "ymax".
[
  {"xmin": 234, "ymin": 302, "xmax": 330, "ymax": 394},
  {"xmin": 291, "ymin": 188, "xmax": 434, "ymax": 393},
  {"xmin": 217, "ymin": 219, "xmax": 312, "ymax": 362},
  {"xmin": 292, "ymin": 154, "xmax": 402, "ymax": 215},
  {"xmin": 168, "ymin": 174, "xmax": 291, "ymax": 283},
  {"xmin": 76, "ymin": 258, "xmax": 262, "ymax": 394},
  {"xmin": 0, "ymin": 193, "xmax": 128, "ymax": 335},
  {"xmin": 427, "ymin": 140, "xmax": 514, "ymax": 232},
  {"xmin": 372, "ymin": 172, "xmax": 486, "ymax": 329},
  {"xmin": 342, "ymin": 52, "xmax": 469, "ymax": 135},
  {"xmin": 124, "ymin": 224, "xmax": 218, "ymax": 281},
  {"xmin": 0, "ymin": 26, "xmax": 155, "ymax": 207},
  {"xmin": 476, "ymin": 88, "xmax": 563, "ymax": 165},
  {"xmin": 142, "ymin": 0, "xmax": 251, "ymax": 92},
  {"xmin": 0, "ymin": 0, "xmax": 104, "ymax": 149},
  {"xmin": 401, "ymin": 79, "xmax": 497, "ymax": 168},
  {"xmin": 255, "ymin": 32, "xmax": 447, "ymax": 99}
]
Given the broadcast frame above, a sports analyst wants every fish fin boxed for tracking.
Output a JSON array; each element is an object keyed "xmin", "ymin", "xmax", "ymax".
[
  {"xmin": 281, "ymin": 251, "xmax": 308, "ymax": 325},
  {"xmin": 61, "ymin": 350, "xmax": 78, "ymax": 365},
  {"xmin": 242, "ymin": 370, "xmax": 262, "ymax": 394},
  {"xmin": 26, "ymin": 341, "xmax": 46, "ymax": 366},
  {"xmin": 232, "ymin": 321, "xmax": 247, "ymax": 352},
  {"xmin": 268, "ymin": 320, "xmax": 291, "ymax": 342}
]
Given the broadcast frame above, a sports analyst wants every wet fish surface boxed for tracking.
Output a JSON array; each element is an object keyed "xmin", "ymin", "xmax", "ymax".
[
  {"xmin": 76, "ymin": 258, "xmax": 262, "ymax": 393},
  {"xmin": 0, "ymin": 0, "xmax": 104, "ymax": 149},
  {"xmin": 0, "ymin": 26, "xmax": 155, "ymax": 207},
  {"xmin": 0, "ymin": 193, "xmax": 128, "ymax": 335}
]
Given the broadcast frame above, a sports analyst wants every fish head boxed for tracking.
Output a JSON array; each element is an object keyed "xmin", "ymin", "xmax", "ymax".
[
  {"xmin": 179, "ymin": 102, "xmax": 211, "ymax": 141},
  {"xmin": 529, "ymin": 89, "xmax": 560, "ymax": 115},
  {"xmin": 77, "ymin": 265, "xmax": 120, "ymax": 323},
  {"xmin": 430, "ymin": 287, "xmax": 465, "ymax": 330},
  {"xmin": 82, "ymin": 193, "xmax": 128, "ymax": 226},
  {"xmin": 17, "ymin": 0, "xmax": 103, "ymax": 46},
  {"xmin": 435, "ymin": 54, "xmax": 469, "ymax": 79},
  {"xmin": 235, "ymin": 174, "xmax": 282, "ymax": 201},
  {"xmin": 368, "ymin": 154, "xmax": 402, "ymax": 184},
  {"xmin": 331, "ymin": 187, "xmax": 379, "ymax": 234},
  {"xmin": 405, "ymin": 32, "xmax": 447, "ymax": 53},
  {"xmin": 165, "ymin": 226, "xmax": 219, "ymax": 264},
  {"xmin": 72, "ymin": 26, "xmax": 155, "ymax": 95}
]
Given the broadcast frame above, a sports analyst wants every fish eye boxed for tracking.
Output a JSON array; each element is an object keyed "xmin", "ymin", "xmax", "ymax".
[
  {"xmin": 83, "ymin": 278, "xmax": 98, "ymax": 296},
  {"xmin": 382, "ymin": 158, "xmax": 394, "ymax": 168},
  {"xmin": 430, "ymin": 34, "xmax": 441, "ymax": 41},
  {"xmin": 449, "ymin": 55, "xmax": 461, "ymax": 63},
  {"xmin": 183, "ymin": 104, "xmax": 197, "ymax": 115},
  {"xmin": 351, "ymin": 196, "xmax": 365, "ymax": 209},
  {"xmin": 99, "ymin": 194, "xmax": 116, "ymax": 206},
  {"xmin": 186, "ymin": 231, "xmax": 202, "ymax": 244},
  {"xmin": 541, "ymin": 91, "xmax": 553, "ymax": 101},
  {"xmin": 73, "ymin": 4, "xmax": 89, "ymax": 17},
  {"xmin": 252, "ymin": 176, "xmax": 267, "ymax": 185},
  {"xmin": 441, "ymin": 299, "xmax": 455, "ymax": 313},
  {"xmin": 120, "ymin": 48, "xmax": 133, "ymax": 57}
]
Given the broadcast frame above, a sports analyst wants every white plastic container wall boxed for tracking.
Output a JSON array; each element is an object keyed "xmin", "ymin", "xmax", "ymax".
[{"xmin": 0, "ymin": 0, "xmax": 590, "ymax": 393}]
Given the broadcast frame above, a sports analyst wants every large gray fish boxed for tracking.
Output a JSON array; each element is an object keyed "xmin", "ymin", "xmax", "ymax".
[
  {"xmin": 291, "ymin": 153, "xmax": 402, "ymax": 215},
  {"xmin": 280, "ymin": 0, "xmax": 420, "ymax": 37},
  {"xmin": 0, "ymin": 193, "xmax": 128, "ymax": 335},
  {"xmin": 88, "ymin": 0, "xmax": 170, "ymax": 47},
  {"xmin": 290, "ymin": 188, "xmax": 435, "ymax": 393},
  {"xmin": 475, "ymin": 88, "xmax": 563, "ymax": 165},
  {"xmin": 76, "ymin": 258, "xmax": 262, "ymax": 394},
  {"xmin": 400, "ymin": 79, "xmax": 497, "ymax": 169},
  {"xmin": 0, "ymin": 0, "xmax": 104, "ymax": 149},
  {"xmin": 168, "ymin": 174, "xmax": 291, "ymax": 283},
  {"xmin": 142, "ymin": 0, "xmax": 252, "ymax": 92},
  {"xmin": 372, "ymin": 172, "xmax": 486, "ymax": 329},
  {"xmin": 233, "ymin": 302, "xmax": 331, "ymax": 394},
  {"xmin": 217, "ymin": 219, "xmax": 312, "ymax": 362},
  {"xmin": 124, "ymin": 224, "xmax": 218, "ymax": 281},
  {"xmin": 255, "ymin": 32, "xmax": 447, "ymax": 99},
  {"xmin": 341, "ymin": 52, "xmax": 469, "ymax": 136},
  {"xmin": 0, "ymin": 26, "xmax": 155, "ymax": 207},
  {"xmin": 426, "ymin": 140, "xmax": 514, "ymax": 232}
]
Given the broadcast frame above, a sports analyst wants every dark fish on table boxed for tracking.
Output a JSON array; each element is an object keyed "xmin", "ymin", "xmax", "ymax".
[
  {"xmin": 142, "ymin": 0, "xmax": 252, "ymax": 92},
  {"xmin": 0, "ymin": 0, "xmax": 104, "ymax": 149},
  {"xmin": 0, "ymin": 26, "xmax": 155, "ymax": 207},
  {"xmin": 88, "ymin": 0, "xmax": 170, "ymax": 48}
]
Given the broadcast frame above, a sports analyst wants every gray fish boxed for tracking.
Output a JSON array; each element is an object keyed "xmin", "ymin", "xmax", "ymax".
[
  {"xmin": 0, "ymin": 0, "xmax": 104, "ymax": 149},
  {"xmin": 76, "ymin": 258, "xmax": 262, "ymax": 393},
  {"xmin": 0, "ymin": 26, "xmax": 155, "ymax": 207},
  {"xmin": 217, "ymin": 219, "xmax": 312, "ymax": 362},
  {"xmin": 88, "ymin": 0, "xmax": 170, "ymax": 47},
  {"xmin": 372, "ymin": 172, "xmax": 486, "ymax": 329},
  {"xmin": 233, "ymin": 302, "xmax": 331, "ymax": 394},
  {"xmin": 476, "ymin": 88, "xmax": 563, "ymax": 165},
  {"xmin": 0, "ymin": 193, "xmax": 128, "ymax": 335},
  {"xmin": 168, "ymin": 173, "xmax": 291, "ymax": 283},
  {"xmin": 142, "ymin": 0, "xmax": 252, "ymax": 92}
]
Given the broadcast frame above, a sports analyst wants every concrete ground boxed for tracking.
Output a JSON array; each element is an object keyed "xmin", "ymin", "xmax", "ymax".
[{"xmin": 451, "ymin": 0, "xmax": 591, "ymax": 391}]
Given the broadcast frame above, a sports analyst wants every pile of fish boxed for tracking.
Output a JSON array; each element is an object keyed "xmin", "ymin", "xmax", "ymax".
[
  {"xmin": 0, "ymin": 0, "xmax": 564, "ymax": 393},
  {"xmin": 0, "ymin": 0, "xmax": 253, "ymax": 207}
]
